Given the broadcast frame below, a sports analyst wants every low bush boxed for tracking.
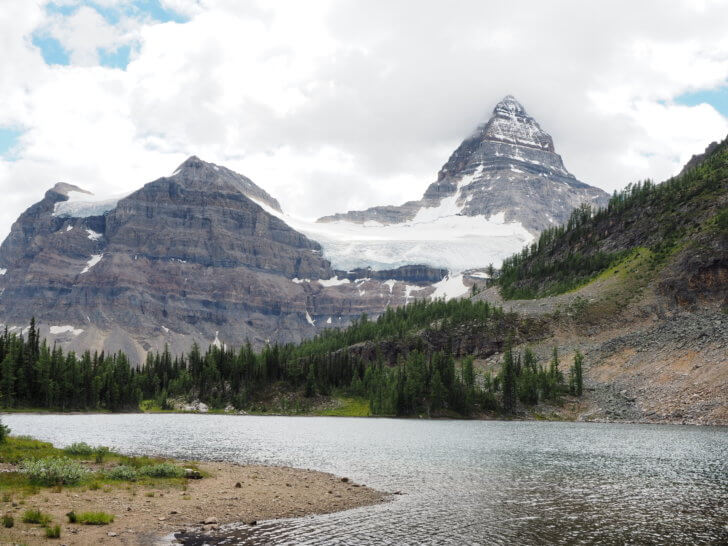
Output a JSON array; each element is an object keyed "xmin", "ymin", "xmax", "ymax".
[
  {"xmin": 94, "ymin": 446, "xmax": 110, "ymax": 463},
  {"xmin": 76, "ymin": 511, "xmax": 114, "ymax": 525},
  {"xmin": 0, "ymin": 419, "xmax": 9, "ymax": 443},
  {"xmin": 63, "ymin": 442, "xmax": 94, "ymax": 456},
  {"xmin": 138, "ymin": 463, "xmax": 185, "ymax": 478},
  {"xmin": 105, "ymin": 465, "xmax": 138, "ymax": 481},
  {"xmin": 66, "ymin": 511, "xmax": 77, "ymax": 523},
  {"xmin": 21, "ymin": 457, "xmax": 89, "ymax": 486},
  {"xmin": 2, "ymin": 514, "xmax": 13, "ymax": 528},
  {"xmin": 45, "ymin": 524, "xmax": 61, "ymax": 538},
  {"xmin": 22, "ymin": 508, "xmax": 51, "ymax": 525}
]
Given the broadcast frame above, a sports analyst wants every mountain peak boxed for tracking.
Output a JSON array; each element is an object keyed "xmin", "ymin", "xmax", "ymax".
[
  {"xmin": 170, "ymin": 155, "xmax": 283, "ymax": 212},
  {"xmin": 48, "ymin": 182, "xmax": 93, "ymax": 198},
  {"xmin": 479, "ymin": 95, "xmax": 554, "ymax": 152},
  {"xmin": 493, "ymin": 95, "xmax": 527, "ymax": 117}
]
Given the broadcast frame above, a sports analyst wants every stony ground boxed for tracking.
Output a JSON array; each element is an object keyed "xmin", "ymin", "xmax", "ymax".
[
  {"xmin": 474, "ymin": 273, "xmax": 728, "ymax": 426},
  {"xmin": 0, "ymin": 462, "xmax": 385, "ymax": 545}
]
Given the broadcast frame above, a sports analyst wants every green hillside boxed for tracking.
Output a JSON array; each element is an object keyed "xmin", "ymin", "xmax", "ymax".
[{"xmin": 496, "ymin": 138, "xmax": 728, "ymax": 300}]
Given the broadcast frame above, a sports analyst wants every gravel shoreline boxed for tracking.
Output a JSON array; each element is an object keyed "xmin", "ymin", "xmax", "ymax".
[{"xmin": 0, "ymin": 460, "xmax": 387, "ymax": 545}]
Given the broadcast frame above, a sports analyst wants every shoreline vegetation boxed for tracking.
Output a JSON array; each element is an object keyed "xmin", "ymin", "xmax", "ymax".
[{"xmin": 0, "ymin": 430, "xmax": 386, "ymax": 545}]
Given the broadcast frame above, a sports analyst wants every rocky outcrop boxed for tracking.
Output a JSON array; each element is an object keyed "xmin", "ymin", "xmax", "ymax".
[
  {"xmin": 318, "ymin": 96, "xmax": 609, "ymax": 233},
  {"xmin": 333, "ymin": 265, "xmax": 448, "ymax": 284},
  {"xmin": 679, "ymin": 140, "xmax": 721, "ymax": 176}
]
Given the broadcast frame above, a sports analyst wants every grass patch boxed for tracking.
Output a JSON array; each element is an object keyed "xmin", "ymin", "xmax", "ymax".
[
  {"xmin": 138, "ymin": 463, "xmax": 185, "ymax": 478},
  {"xmin": 2, "ymin": 514, "xmax": 13, "ymax": 528},
  {"xmin": 45, "ymin": 524, "xmax": 61, "ymax": 538},
  {"xmin": 76, "ymin": 511, "xmax": 114, "ymax": 525},
  {"xmin": 316, "ymin": 397, "xmax": 371, "ymax": 417},
  {"xmin": 63, "ymin": 442, "xmax": 94, "ymax": 456},
  {"xmin": 105, "ymin": 465, "xmax": 138, "ymax": 481},
  {"xmin": 22, "ymin": 508, "xmax": 52, "ymax": 525}
]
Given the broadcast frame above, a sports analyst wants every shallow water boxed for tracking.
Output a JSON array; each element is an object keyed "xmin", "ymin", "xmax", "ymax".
[{"xmin": 3, "ymin": 414, "xmax": 727, "ymax": 545}]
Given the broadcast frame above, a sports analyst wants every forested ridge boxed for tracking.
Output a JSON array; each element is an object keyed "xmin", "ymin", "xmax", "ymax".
[
  {"xmin": 496, "ymin": 136, "xmax": 728, "ymax": 299},
  {"xmin": 0, "ymin": 298, "xmax": 582, "ymax": 416}
]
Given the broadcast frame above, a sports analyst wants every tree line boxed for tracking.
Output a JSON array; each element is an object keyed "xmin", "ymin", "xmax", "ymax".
[{"xmin": 0, "ymin": 300, "xmax": 583, "ymax": 416}]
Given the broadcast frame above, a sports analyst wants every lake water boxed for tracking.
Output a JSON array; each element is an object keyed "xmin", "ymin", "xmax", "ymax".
[{"xmin": 2, "ymin": 414, "xmax": 726, "ymax": 545}]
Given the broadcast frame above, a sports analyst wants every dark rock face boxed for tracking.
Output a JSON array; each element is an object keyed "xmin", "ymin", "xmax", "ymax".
[
  {"xmin": 0, "ymin": 157, "xmax": 444, "ymax": 363},
  {"xmin": 334, "ymin": 265, "xmax": 448, "ymax": 284},
  {"xmin": 105, "ymin": 157, "xmax": 330, "ymax": 278},
  {"xmin": 318, "ymin": 96, "xmax": 609, "ymax": 233}
]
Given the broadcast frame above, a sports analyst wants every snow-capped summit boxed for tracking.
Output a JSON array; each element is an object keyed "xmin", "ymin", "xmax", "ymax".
[
  {"xmin": 480, "ymin": 95, "xmax": 555, "ymax": 152},
  {"xmin": 321, "ymin": 95, "xmax": 607, "ymax": 232}
]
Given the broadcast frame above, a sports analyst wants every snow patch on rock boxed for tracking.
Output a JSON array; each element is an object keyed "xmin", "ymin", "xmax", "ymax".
[
  {"xmin": 49, "ymin": 325, "xmax": 84, "ymax": 336},
  {"xmin": 80, "ymin": 254, "xmax": 103, "ymax": 274},
  {"xmin": 305, "ymin": 311, "xmax": 315, "ymax": 326},
  {"xmin": 318, "ymin": 276, "xmax": 351, "ymax": 287},
  {"xmin": 430, "ymin": 274, "xmax": 469, "ymax": 301}
]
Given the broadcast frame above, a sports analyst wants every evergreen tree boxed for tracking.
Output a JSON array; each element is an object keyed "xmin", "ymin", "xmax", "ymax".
[{"xmin": 501, "ymin": 344, "xmax": 517, "ymax": 414}]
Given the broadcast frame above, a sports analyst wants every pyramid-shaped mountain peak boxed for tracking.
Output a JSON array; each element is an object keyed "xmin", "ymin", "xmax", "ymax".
[{"xmin": 493, "ymin": 95, "xmax": 527, "ymax": 116}]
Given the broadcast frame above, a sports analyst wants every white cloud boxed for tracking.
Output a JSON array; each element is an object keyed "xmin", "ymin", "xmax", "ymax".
[{"xmin": 1, "ymin": 0, "xmax": 727, "ymax": 243}]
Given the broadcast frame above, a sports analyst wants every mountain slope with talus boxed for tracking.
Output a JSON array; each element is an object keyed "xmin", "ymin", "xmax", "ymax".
[{"xmin": 312, "ymin": 96, "xmax": 609, "ymax": 272}]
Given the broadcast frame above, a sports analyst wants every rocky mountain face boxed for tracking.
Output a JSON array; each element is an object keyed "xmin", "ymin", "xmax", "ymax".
[
  {"xmin": 0, "ymin": 157, "xmax": 448, "ymax": 363},
  {"xmin": 319, "ymin": 96, "xmax": 609, "ymax": 233}
]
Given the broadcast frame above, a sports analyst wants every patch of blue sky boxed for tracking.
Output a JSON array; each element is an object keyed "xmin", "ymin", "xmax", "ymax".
[
  {"xmin": 31, "ymin": 34, "xmax": 70, "ymax": 66},
  {"xmin": 675, "ymin": 86, "xmax": 728, "ymax": 117},
  {"xmin": 34, "ymin": 1, "xmax": 189, "ymax": 69},
  {"xmin": 98, "ymin": 44, "xmax": 132, "ymax": 69},
  {"xmin": 0, "ymin": 128, "xmax": 23, "ymax": 159},
  {"xmin": 44, "ymin": 0, "xmax": 189, "ymax": 24}
]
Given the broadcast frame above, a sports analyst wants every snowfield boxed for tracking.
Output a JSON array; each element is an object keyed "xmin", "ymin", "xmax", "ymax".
[
  {"xmin": 53, "ymin": 190, "xmax": 129, "ymax": 218},
  {"xmin": 249, "ymin": 193, "xmax": 533, "ymax": 273}
]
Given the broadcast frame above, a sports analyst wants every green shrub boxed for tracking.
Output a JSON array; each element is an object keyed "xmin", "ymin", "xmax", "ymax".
[
  {"xmin": 21, "ymin": 457, "xmax": 89, "ymax": 486},
  {"xmin": 22, "ymin": 508, "xmax": 51, "ymax": 525},
  {"xmin": 138, "ymin": 463, "xmax": 185, "ymax": 478},
  {"xmin": 0, "ymin": 419, "xmax": 9, "ymax": 443},
  {"xmin": 76, "ymin": 511, "xmax": 114, "ymax": 525},
  {"xmin": 2, "ymin": 514, "xmax": 13, "ymax": 528},
  {"xmin": 45, "ymin": 524, "xmax": 61, "ymax": 538},
  {"xmin": 66, "ymin": 510, "xmax": 77, "ymax": 523},
  {"xmin": 105, "ymin": 465, "xmax": 138, "ymax": 481},
  {"xmin": 94, "ymin": 446, "xmax": 110, "ymax": 463},
  {"xmin": 63, "ymin": 442, "xmax": 94, "ymax": 456}
]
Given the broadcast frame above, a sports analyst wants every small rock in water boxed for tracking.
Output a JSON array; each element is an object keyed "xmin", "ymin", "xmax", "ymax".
[
  {"xmin": 248, "ymin": 520, "xmax": 257, "ymax": 526},
  {"xmin": 341, "ymin": 477, "xmax": 349, "ymax": 483}
]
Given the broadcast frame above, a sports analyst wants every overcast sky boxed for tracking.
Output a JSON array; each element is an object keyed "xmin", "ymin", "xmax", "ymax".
[{"xmin": 1, "ymin": 0, "xmax": 728, "ymax": 241}]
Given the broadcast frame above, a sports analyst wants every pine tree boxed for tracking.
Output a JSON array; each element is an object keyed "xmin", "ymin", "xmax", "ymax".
[
  {"xmin": 501, "ymin": 345, "xmax": 517, "ymax": 414},
  {"xmin": 573, "ymin": 351, "xmax": 584, "ymax": 396}
]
